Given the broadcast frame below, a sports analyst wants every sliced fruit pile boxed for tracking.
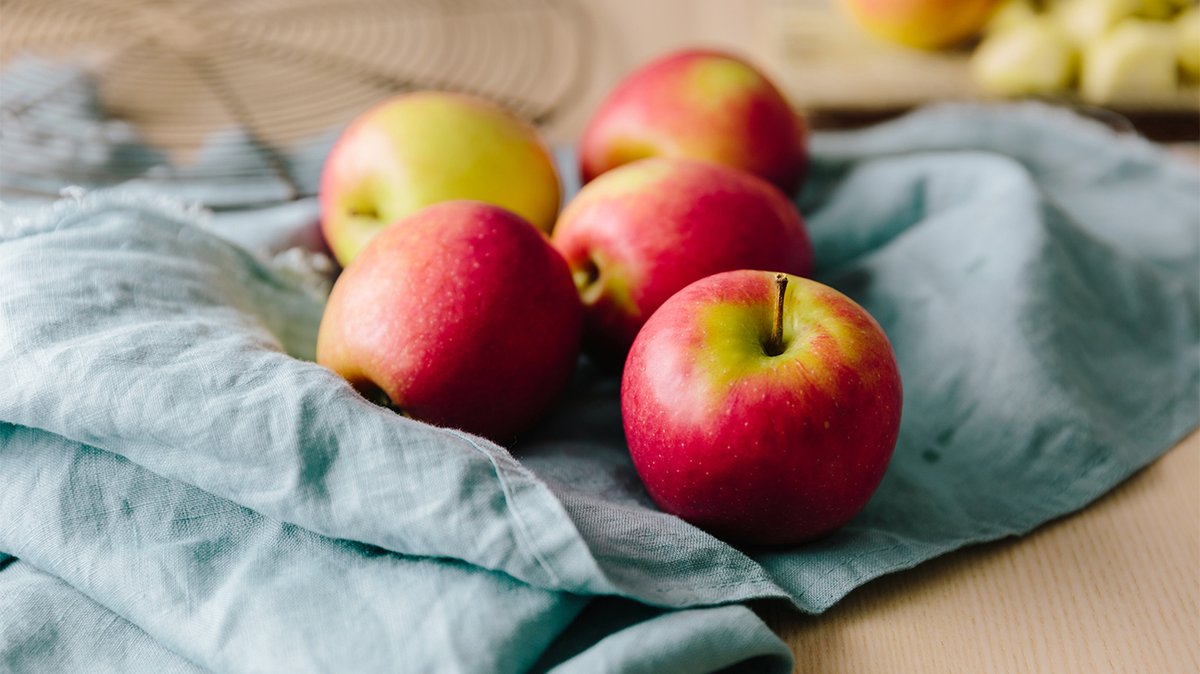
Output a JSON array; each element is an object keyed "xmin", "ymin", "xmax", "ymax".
[{"xmin": 972, "ymin": 0, "xmax": 1200, "ymax": 102}]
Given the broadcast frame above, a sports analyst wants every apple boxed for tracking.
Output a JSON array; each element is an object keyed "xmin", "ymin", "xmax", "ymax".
[
  {"xmin": 316, "ymin": 201, "xmax": 581, "ymax": 443},
  {"xmin": 840, "ymin": 0, "xmax": 1002, "ymax": 50},
  {"xmin": 551, "ymin": 157, "xmax": 813, "ymax": 364},
  {"xmin": 320, "ymin": 92, "xmax": 561, "ymax": 266},
  {"xmin": 579, "ymin": 49, "xmax": 808, "ymax": 195},
  {"xmin": 622, "ymin": 270, "xmax": 902, "ymax": 546},
  {"xmin": 972, "ymin": 18, "xmax": 1076, "ymax": 96}
]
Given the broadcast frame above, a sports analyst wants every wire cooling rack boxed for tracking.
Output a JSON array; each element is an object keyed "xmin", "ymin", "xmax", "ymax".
[{"xmin": 0, "ymin": 0, "xmax": 590, "ymax": 204}]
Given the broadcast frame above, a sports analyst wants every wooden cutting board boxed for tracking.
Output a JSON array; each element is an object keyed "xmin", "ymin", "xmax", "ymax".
[{"xmin": 761, "ymin": 0, "xmax": 1200, "ymax": 139}]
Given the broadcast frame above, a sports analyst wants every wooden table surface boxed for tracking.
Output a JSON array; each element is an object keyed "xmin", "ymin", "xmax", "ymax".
[
  {"xmin": 757, "ymin": 430, "xmax": 1200, "ymax": 673},
  {"xmin": 571, "ymin": 2, "xmax": 1200, "ymax": 672}
]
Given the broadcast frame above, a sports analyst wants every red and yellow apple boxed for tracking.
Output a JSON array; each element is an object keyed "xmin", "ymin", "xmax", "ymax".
[
  {"xmin": 622, "ymin": 270, "xmax": 902, "ymax": 546},
  {"xmin": 579, "ymin": 49, "xmax": 808, "ymax": 195},
  {"xmin": 841, "ymin": 0, "xmax": 1002, "ymax": 49},
  {"xmin": 320, "ymin": 92, "xmax": 561, "ymax": 266},
  {"xmin": 551, "ymin": 157, "xmax": 813, "ymax": 364},
  {"xmin": 316, "ymin": 201, "xmax": 581, "ymax": 443}
]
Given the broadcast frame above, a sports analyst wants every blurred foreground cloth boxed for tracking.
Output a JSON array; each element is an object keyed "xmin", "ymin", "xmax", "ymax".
[{"xmin": 1, "ymin": 88, "xmax": 1197, "ymax": 671}]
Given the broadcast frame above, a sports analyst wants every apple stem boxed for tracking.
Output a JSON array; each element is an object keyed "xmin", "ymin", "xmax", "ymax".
[{"xmin": 770, "ymin": 273, "xmax": 788, "ymax": 356}]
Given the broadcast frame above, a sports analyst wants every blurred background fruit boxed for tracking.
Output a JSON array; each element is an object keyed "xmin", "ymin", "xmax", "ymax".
[
  {"xmin": 971, "ymin": 17, "xmax": 1076, "ymax": 96},
  {"xmin": 1177, "ymin": 5, "xmax": 1200, "ymax": 76},
  {"xmin": 966, "ymin": 0, "xmax": 1197, "ymax": 104},
  {"xmin": 1079, "ymin": 18, "xmax": 1180, "ymax": 103},
  {"xmin": 767, "ymin": 0, "xmax": 1197, "ymax": 141},
  {"xmin": 839, "ymin": 0, "xmax": 1003, "ymax": 49}
]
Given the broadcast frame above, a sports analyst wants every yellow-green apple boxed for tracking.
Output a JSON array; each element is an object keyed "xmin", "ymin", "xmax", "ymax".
[
  {"xmin": 320, "ymin": 92, "xmax": 561, "ymax": 266},
  {"xmin": 840, "ymin": 0, "xmax": 1002, "ymax": 50},
  {"xmin": 316, "ymin": 201, "xmax": 581, "ymax": 443},
  {"xmin": 622, "ymin": 271, "xmax": 902, "ymax": 546},
  {"xmin": 579, "ymin": 49, "xmax": 808, "ymax": 195},
  {"xmin": 551, "ymin": 157, "xmax": 813, "ymax": 364}
]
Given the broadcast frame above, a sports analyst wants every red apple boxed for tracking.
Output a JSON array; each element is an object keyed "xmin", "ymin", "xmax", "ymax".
[
  {"xmin": 317, "ymin": 201, "xmax": 581, "ymax": 443},
  {"xmin": 579, "ymin": 49, "xmax": 808, "ymax": 195},
  {"xmin": 551, "ymin": 157, "xmax": 813, "ymax": 364},
  {"xmin": 320, "ymin": 92, "xmax": 561, "ymax": 266},
  {"xmin": 622, "ymin": 270, "xmax": 902, "ymax": 546}
]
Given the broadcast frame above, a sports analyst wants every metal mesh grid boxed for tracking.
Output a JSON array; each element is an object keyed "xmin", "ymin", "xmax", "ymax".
[{"xmin": 0, "ymin": 0, "xmax": 590, "ymax": 202}]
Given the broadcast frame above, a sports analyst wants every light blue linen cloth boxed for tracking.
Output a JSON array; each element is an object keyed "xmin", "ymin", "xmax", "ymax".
[{"xmin": 1, "ymin": 57, "xmax": 1197, "ymax": 671}]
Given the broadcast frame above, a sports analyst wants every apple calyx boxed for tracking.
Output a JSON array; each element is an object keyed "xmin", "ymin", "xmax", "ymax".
[
  {"xmin": 359, "ymin": 381, "xmax": 407, "ymax": 417},
  {"xmin": 348, "ymin": 205, "xmax": 379, "ymax": 219},
  {"xmin": 573, "ymin": 256, "xmax": 601, "ymax": 294},
  {"xmin": 766, "ymin": 273, "xmax": 788, "ymax": 357}
]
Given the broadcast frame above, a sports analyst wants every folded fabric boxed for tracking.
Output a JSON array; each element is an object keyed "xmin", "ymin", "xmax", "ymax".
[
  {"xmin": 1, "ymin": 100, "xmax": 1196, "ymax": 672},
  {"xmin": 0, "ymin": 557, "xmax": 205, "ymax": 674}
]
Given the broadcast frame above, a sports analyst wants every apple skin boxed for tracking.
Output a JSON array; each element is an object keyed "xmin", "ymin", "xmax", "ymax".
[
  {"xmin": 551, "ymin": 157, "xmax": 813, "ymax": 365},
  {"xmin": 841, "ymin": 0, "xmax": 1002, "ymax": 50},
  {"xmin": 579, "ymin": 49, "xmax": 808, "ymax": 195},
  {"xmin": 320, "ymin": 92, "xmax": 561, "ymax": 266},
  {"xmin": 621, "ymin": 270, "xmax": 902, "ymax": 546},
  {"xmin": 316, "ymin": 201, "xmax": 581, "ymax": 443}
]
